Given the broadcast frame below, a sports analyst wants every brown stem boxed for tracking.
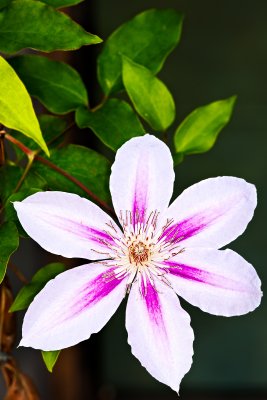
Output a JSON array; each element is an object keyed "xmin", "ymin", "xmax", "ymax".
[
  {"xmin": 0, "ymin": 132, "xmax": 5, "ymax": 166},
  {"xmin": 35, "ymin": 154, "xmax": 115, "ymax": 216},
  {"xmin": 5, "ymin": 133, "xmax": 33, "ymax": 157},
  {"xmin": 4, "ymin": 133, "xmax": 115, "ymax": 217},
  {"xmin": 8, "ymin": 262, "xmax": 28, "ymax": 285}
]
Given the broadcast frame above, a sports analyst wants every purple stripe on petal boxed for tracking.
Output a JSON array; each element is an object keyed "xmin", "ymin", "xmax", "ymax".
[
  {"xmin": 160, "ymin": 209, "xmax": 226, "ymax": 244},
  {"xmin": 164, "ymin": 261, "xmax": 251, "ymax": 292},
  {"xmin": 141, "ymin": 279, "xmax": 167, "ymax": 338},
  {"xmin": 132, "ymin": 157, "xmax": 149, "ymax": 227},
  {"xmin": 69, "ymin": 268, "xmax": 123, "ymax": 318},
  {"xmin": 40, "ymin": 213, "xmax": 116, "ymax": 246}
]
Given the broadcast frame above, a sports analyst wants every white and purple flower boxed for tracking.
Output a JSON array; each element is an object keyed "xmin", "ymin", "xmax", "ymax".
[{"xmin": 14, "ymin": 135, "xmax": 262, "ymax": 392}]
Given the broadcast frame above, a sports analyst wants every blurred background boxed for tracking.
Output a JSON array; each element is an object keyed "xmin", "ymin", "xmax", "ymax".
[{"xmin": 2, "ymin": 0, "xmax": 267, "ymax": 399}]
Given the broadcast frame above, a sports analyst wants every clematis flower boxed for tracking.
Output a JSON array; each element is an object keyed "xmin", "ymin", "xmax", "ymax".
[{"xmin": 14, "ymin": 134, "xmax": 262, "ymax": 392}]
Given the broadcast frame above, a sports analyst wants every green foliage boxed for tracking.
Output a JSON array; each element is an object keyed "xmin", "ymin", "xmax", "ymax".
[
  {"xmin": 33, "ymin": 145, "xmax": 111, "ymax": 203},
  {"xmin": 42, "ymin": 350, "xmax": 61, "ymax": 372},
  {"xmin": 0, "ymin": 0, "xmax": 9, "ymax": 9},
  {"xmin": 10, "ymin": 262, "xmax": 65, "ymax": 311},
  {"xmin": 0, "ymin": 165, "xmax": 47, "ymax": 203},
  {"xmin": 174, "ymin": 96, "xmax": 237, "ymax": 158},
  {"xmin": 0, "ymin": 56, "xmax": 49, "ymax": 155},
  {"xmin": 76, "ymin": 99, "xmax": 145, "ymax": 151},
  {"xmin": 41, "ymin": 0, "xmax": 83, "ymax": 8},
  {"xmin": 0, "ymin": 0, "xmax": 102, "ymax": 54},
  {"xmin": 13, "ymin": 115, "xmax": 68, "ymax": 161},
  {"xmin": 98, "ymin": 9, "xmax": 183, "ymax": 94},
  {"xmin": 122, "ymin": 57, "xmax": 175, "ymax": 131},
  {"xmin": 10, "ymin": 55, "xmax": 88, "ymax": 114},
  {"xmin": 3, "ymin": 189, "xmax": 42, "ymax": 236},
  {"xmin": 0, "ymin": 222, "xmax": 19, "ymax": 283}
]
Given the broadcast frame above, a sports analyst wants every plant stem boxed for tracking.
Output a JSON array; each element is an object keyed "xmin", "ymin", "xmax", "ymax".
[
  {"xmin": 5, "ymin": 134, "xmax": 115, "ymax": 217},
  {"xmin": 35, "ymin": 154, "xmax": 115, "ymax": 215},
  {"xmin": 14, "ymin": 153, "xmax": 35, "ymax": 193},
  {"xmin": 8, "ymin": 262, "xmax": 28, "ymax": 285}
]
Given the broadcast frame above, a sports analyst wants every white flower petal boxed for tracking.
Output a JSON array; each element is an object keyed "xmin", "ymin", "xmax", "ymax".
[
  {"xmin": 126, "ymin": 279, "xmax": 194, "ymax": 393},
  {"xmin": 110, "ymin": 135, "xmax": 174, "ymax": 226},
  {"xmin": 164, "ymin": 248, "xmax": 262, "ymax": 316},
  {"xmin": 20, "ymin": 263, "xmax": 126, "ymax": 350},
  {"xmin": 160, "ymin": 177, "xmax": 256, "ymax": 249},
  {"xmin": 14, "ymin": 191, "xmax": 121, "ymax": 259}
]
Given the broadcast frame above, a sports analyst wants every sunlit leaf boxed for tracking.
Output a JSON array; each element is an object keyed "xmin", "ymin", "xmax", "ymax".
[
  {"xmin": 10, "ymin": 262, "xmax": 65, "ymax": 311},
  {"xmin": 10, "ymin": 55, "xmax": 88, "ymax": 114},
  {"xmin": 98, "ymin": 8, "xmax": 183, "ymax": 94},
  {"xmin": 122, "ymin": 57, "xmax": 175, "ymax": 131},
  {"xmin": 174, "ymin": 96, "xmax": 237, "ymax": 157},
  {"xmin": 42, "ymin": 350, "xmax": 61, "ymax": 372},
  {"xmin": 0, "ymin": 56, "xmax": 49, "ymax": 155},
  {"xmin": 33, "ymin": 145, "xmax": 111, "ymax": 203},
  {"xmin": 0, "ymin": 0, "xmax": 102, "ymax": 54},
  {"xmin": 0, "ymin": 222, "xmax": 19, "ymax": 283},
  {"xmin": 76, "ymin": 99, "xmax": 145, "ymax": 151}
]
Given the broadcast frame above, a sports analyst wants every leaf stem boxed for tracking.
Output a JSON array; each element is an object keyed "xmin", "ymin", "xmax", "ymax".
[
  {"xmin": 5, "ymin": 134, "xmax": 115, "ymax": 217},
  {"xmin": 8, "ymin": 262, "xmax": 28, "ymax": 285},
  {"xmin": 14, "ymin": 153, "xmax": 35, "ymax": 193}
]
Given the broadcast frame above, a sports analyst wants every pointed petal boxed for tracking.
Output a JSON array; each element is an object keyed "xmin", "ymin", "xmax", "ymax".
[
  {"xmin": 14, "ymin": 191, "xmax": 121, "ymax": 259},
  {"xmin": 160, "ymin": 177, "xmax": 256, "ymax": 249},
  {"xmin": 126, "ymin": 279, "xmax": 194, "ymax": 393},
  {"xmin": 110, "ymin": 135, "xmax": 174, "ymax": 227},
  {"xmin": 164, "ymin": 248, "xmax": 262, "ymax": 316},
  {"xmin": 20, "ymin": 263, "xmax": 126, "ymax": 350}
]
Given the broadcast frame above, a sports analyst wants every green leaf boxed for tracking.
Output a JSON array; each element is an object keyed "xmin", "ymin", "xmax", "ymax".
[
  {"xmin": 174, "ymin": 96, "xmax": 237, "ymax": 156},
  {"xmin": 97, "ymin": 9, "xmax": 183, "ymax": 95},
  {"xmin": 42, "ymin": 350, "xmax": 61, "ymax": 372},
  {"xmin": 0, "ymin": 0, "xmax": 102, "ymax": 54},
  {"xmin": 0, "ymin": 165, "xmax": 47, "ymax": 203},
  {"xmin": 10, "ymin": 55, "xmax": 88, "ymax": 114},
  {"xmin": 41, "ymin": 0, "xmax": 83, "ymax": 8},
  {"xmin": 0, "ymin": 56, "xmax": 49, "ymax": 155},
  {"xmin": 3, "ymin": 188, "xmax": 42, "ymax": 236},
  {"xmin": 0, "ymin": 0, "xmax": 10, "ymax": 9},
  {"xmin": 10, "ymin": 262, "xmax": 65, "ymax": 312},
  {"xmin": 13, "ymin": 115, "xmax": 68, "ymax": 161},
  {"xmin": 33, "ymin": 144, "xmax": 111, "ymax": 203},
  {"xmin": 76, "ymin": 99, "xmax": 145, "ymax": 151},
  {"xmin": 0, "ymin": 222, "xmax": 19, "ymax": 283},
  {"xmin": 122, "ymin": 57, "xmax": 175, "ymax": 131}
]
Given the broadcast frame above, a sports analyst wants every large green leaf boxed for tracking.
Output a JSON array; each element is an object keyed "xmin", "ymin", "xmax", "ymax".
[
  {"xmin": 0, "ymin": 222, "xmax": 19, "ymax": 283},
  {"xmin": 174, "ymin": 96, "xmax": 237, "ymax": 156},
  {"xmin": 97, "ymin": 9, "xmax": 183, "ymax": 95},
  {"xmin": 0, "ymin": 0, "xmax": 102, "ymax": 54},
  {"xmin": 41, "ymin": 0, "xmax": 83, "ymax": 8},
  {"xmin": 0, "ymin": 56, "xmax": 49, "ymax": 155},
  {"xmin": 10, "ymin": 262, "xmax": 65, "ymax": 311},
  {"xmin": 42, "ymin": 350, "xmax": 61, "ymax": 372},
  {"xmin": 76, "ymin": 99, "xmax": 145, "ymax": 151},
  {"xmin": 10, "ymin": 55, "xmax": 88, "ymax": 114},
  {"xmin": 13, "ymin": 115, "xmax": 68, "ymax": 161},
  {"xmin": 122, "ymin": 57, "xmax": 175, "ymax": 131},
  {"xmin": 33, "ymin": 144, "xmax": 111, "ymax": 203},
  {"xmin": 0, "ymin": 165, "xmax": 47, "ymax": 203}
]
